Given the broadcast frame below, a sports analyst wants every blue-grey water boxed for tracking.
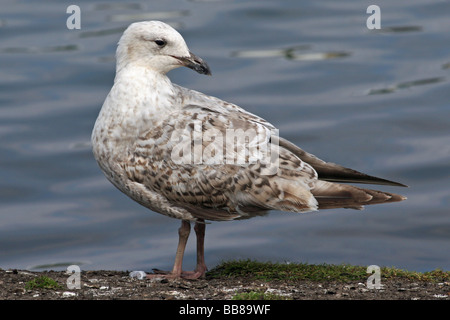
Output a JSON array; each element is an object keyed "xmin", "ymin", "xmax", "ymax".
[{"xmin": 0, "ymin": 0, "xmax": 449, "ymax": 273}]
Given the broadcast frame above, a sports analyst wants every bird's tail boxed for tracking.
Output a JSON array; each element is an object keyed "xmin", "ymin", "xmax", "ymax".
[{"xmin": 311, "ymin": 180, "xmax": 406, "ymax": 210}]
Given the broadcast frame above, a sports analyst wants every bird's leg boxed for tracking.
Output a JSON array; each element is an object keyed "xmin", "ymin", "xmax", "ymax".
[
  {"xmin": 193, "ymin": 219, "xmax": 207, "ymax": 277},
  {"xmin": 177, "ymin": 219, "xmax": 207, "ymax": 279},
  {"xmin": 171, "ymin": 220, "xmax": 191, "ymax": 277},
  {"xmin": 148, "ymin": 220, "xmax": 191, "ymax": 279},
  {"xmin": 148, "ymin": 219, "xmax": 207, "ymax": 280}
]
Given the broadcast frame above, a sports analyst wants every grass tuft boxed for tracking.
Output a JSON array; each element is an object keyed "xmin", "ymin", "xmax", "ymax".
[
  {"xmin": 207, "ymin": 260, "xmax": 449, "ymax": 283},
  {"xmin": 25, "ymin": 275, "xmax": 62, "ymax": 290},
  {"xmin": 232, "ymin": 290, "xmax": 292, "ymax": 300}
]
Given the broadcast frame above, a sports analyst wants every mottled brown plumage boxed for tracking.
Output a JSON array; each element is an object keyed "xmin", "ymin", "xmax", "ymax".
[{"xmin": 92, "ymin": 21, "xmax": 407, "ymax": 279}]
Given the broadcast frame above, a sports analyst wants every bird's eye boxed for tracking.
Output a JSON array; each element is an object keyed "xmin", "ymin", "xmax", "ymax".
[{"xmin": 154, "ymin": 39, "xmax": 166, "ymax": 47}]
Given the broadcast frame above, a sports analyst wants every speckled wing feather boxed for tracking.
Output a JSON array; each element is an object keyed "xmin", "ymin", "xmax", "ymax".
[
  {"xmin": 120, "ymin": 85, "xmax": 406, "ymax": 220},
  {"xmin": 174, "ymin": 84, "xmax": 276, "ymax": 130},
  {"xmin": 275, "ymin": 137, "xmax": 408, "ymax": 187},
  {"xmin": 122, "ymin": 94, "xmax": 319, "ymax": 221}
]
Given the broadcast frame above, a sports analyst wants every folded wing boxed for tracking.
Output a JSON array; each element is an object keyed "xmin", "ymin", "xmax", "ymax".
[{"xmin": 123, "ymin": 88, "xmax": 406, "ymax": 221}]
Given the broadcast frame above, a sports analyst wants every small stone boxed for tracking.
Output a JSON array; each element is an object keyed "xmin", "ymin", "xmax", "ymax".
[
  {"xmin": 129, "ymin": 271, "xmax": 147, "ymax": 280},
  {"xmin": 344, "ymin": 285, "xmax": 356, "ymax": 290},
  {"xmin": 148, "ymin": 277, "xmax": 168, "ymax": 284},
  {"xmin": 6, "ymin": 269, "xmax": 18, "ymax": 274},
  {"xmin": 62, "ymin": 291, "xmax": 77, "ymax": 297}
]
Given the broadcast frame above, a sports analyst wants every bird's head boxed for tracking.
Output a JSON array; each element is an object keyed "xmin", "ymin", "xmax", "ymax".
[{"xmin": 116, "ymin": 20, "xmax": 211, "ymax": 76}]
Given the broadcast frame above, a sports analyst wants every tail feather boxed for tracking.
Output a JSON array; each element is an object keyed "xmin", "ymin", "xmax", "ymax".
[
  {"xmin": 311, "ymin": 180, "xmax": 406, "ymax": 210},
  {"xmin": 277, "ymin": 137, "xmax": 408, "ymax": 187}
]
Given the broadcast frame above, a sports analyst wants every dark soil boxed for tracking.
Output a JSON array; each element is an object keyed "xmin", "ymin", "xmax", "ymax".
[{"xmin": 1, "ymin": 268, "xmax": 449, "ymax": 300}]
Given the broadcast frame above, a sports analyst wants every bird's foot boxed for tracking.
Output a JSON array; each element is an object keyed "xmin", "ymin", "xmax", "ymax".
[{"xmin": 149, "ymin": 267, "xmax": 206, "ymax": 280}]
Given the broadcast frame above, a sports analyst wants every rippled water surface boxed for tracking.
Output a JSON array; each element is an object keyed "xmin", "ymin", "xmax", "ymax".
[{"xmin": 1, "ymin": 0, "xmax": 449, "ymax": 272}]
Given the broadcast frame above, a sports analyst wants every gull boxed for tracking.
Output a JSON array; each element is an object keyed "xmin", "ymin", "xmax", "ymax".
[{"xmin": 91, "ymin": 21, "xmax": 407, "ymax": 279}]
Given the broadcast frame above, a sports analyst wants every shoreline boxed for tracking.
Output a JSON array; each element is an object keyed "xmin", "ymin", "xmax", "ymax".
[{"xmin": 1, "ymin": 261, "xmax": 448, "ymax": 300}]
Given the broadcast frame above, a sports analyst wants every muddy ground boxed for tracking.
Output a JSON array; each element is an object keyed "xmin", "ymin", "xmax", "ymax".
[{"xmin": 0, "ymin": 268, "xmax": 448, "ymax": 300}]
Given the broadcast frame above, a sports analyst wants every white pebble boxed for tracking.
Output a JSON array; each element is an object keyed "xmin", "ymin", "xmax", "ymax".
[
  {"xmin": 129, "ymin": 271, "xmax": 147, "ymax": 280},
  {"xmin": 62, "ymin": 291, "xmax": 77, "ymax": 297}
]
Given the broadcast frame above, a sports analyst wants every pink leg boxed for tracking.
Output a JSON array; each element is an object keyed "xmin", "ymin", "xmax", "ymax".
[
  {"xmin": 171, "ymin": 220, "xmax": 191, "ymax": 277},
  {"xmin": 176, "ymin": 219, "xmax": 207, "ymax": 279},
  {"xmin": 193, "ymin": 219, "xmax": 207, "ymax": 277},
  {"xmin": 147, "ymin": 219, "xmax": 207, "ymax": 280},
  {"xmin": 148, "ymin": 220, "xmax": 191, "ymax": 279}
]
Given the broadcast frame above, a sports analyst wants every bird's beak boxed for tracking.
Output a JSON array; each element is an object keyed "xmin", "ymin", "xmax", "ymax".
[{"xmin": 175, "ymin": 51, "xmax": 212, "ymax": 76}]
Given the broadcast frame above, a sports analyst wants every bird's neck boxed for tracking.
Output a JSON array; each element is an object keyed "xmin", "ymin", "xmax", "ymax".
[
  {"xmin": 92, "ymin": 65, "xmax": 179, "ymax": 161},
  {"xmin": 111, "ymin": 64, "xmax": 178, "ymax": 119}
]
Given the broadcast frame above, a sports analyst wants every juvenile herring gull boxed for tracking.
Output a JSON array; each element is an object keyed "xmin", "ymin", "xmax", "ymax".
[{"xmin": 91, "ymin": 21, "xmax": 407, "ymax": 279}]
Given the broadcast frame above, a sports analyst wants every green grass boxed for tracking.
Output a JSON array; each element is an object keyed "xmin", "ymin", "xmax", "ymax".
[
  {"xmin": 25, "ymin": 275, "xmax": 62, "ymax": 290},
  {"xmin": 207, "ymin": 260, "xmax": 450, "ymax": 283},
  {"xmin": 232, "ymin": 290, "xmax": 292, "ymax": 300}
]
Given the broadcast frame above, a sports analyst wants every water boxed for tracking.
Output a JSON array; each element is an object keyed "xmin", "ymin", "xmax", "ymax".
[{"xmin": 0, "ymin": 0, "xmax": 449, "ymax": 273}]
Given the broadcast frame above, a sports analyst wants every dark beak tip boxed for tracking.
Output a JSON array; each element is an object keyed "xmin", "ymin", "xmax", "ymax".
[
  {"xmin": 182, "ymin": 52, "xmax": 212, "ymax": 76},
  {"xmin": 203, "ymin": 66, "xmax": 212, "ymax": 76},
  {"xmin": 194, "ymin": 61, "xmax": 212, "ymax": 76}
]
